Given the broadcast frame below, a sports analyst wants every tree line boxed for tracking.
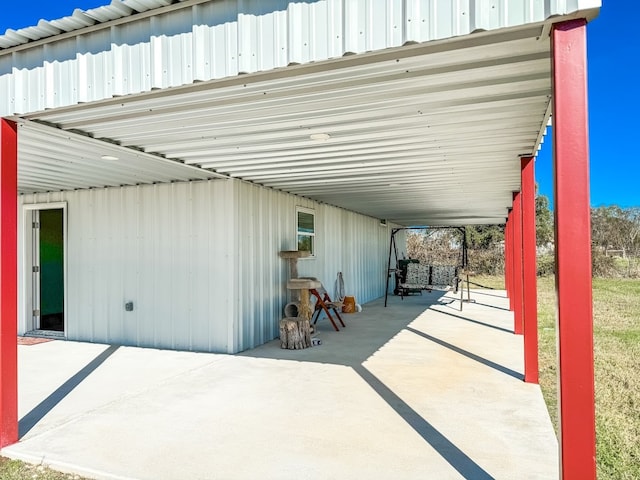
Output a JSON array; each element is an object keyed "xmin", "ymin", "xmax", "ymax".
[{"xmin": 406, "ymin": 194, "xmax": 640, "ymax": 278}]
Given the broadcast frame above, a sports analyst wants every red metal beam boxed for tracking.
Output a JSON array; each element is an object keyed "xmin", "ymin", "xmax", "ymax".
[
  {"xmin": 0, "ymin": 119, "xmax": 18, "ymax": 447},
  {"xmin": 552, "ymin": 18, "xmax": 596, "ymax": 479},
  {"xmin": 521, "ymin": 156, "xmax": 538, "ymax": 383},
  {"xmin": 512, "ymin": 192, "xmax": 523, "ymax": 335}
]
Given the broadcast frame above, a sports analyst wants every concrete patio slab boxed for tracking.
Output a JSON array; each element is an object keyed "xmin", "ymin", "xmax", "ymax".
[{"xmin": 2, "ymin": 289, "xmax": 558, "ymax": 480}]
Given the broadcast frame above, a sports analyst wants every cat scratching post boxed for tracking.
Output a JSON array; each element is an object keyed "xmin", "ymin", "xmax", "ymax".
[{"xmin": 278, "ymin": 250, "xmax": 310, "ymax": 280}]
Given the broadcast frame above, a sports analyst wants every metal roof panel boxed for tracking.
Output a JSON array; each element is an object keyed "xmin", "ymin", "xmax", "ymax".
[{"xmin": 1, "ymin": 0, "xmax": 601, "ymax": 225}]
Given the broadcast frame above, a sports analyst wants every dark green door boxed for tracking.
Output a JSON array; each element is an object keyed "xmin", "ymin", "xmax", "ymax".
[{"xmin": 37, "ymin": 209, "xmax": 64, "ymax": 331}]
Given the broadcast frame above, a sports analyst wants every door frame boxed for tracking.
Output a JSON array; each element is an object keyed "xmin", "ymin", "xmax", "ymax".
[{"xmin": 22, "ymin": 202, "xmax": 68, "ymax": 336}]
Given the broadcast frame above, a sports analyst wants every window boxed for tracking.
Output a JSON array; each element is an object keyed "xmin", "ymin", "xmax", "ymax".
[{"xmin": 296, "ymin": 207, "xmax": 315, "ymax": 256}]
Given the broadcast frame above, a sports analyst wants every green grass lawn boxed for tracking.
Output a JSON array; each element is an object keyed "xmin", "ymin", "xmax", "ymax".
[
  {"xmin": 541, "ymin": 277, "xmax": 640, "ymax": 480},
  {"xmin": 0, "ymin": 457, "xmax": 88, "ymax": 480},
  {"xmin": 476, "ymin": 274, "xmax": 640, "ymax": 480}
]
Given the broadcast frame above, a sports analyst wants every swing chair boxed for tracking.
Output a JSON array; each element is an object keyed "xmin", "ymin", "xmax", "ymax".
[{"xmin": 384, "ymin": 226, "xmax": 470, "ymax": 308}]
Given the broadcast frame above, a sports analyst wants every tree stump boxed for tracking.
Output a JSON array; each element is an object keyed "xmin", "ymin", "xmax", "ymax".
[{"xmin": 279, "ymin": 317, "xmax": 311, "ymax": 349}]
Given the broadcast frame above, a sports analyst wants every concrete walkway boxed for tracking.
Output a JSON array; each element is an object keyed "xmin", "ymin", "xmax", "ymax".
[{"xmin": 2, "ymin": 289, "xmax": 558, "ymax": 480}]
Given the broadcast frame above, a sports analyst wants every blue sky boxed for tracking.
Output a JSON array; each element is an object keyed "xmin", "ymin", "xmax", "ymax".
[
  {"xmin": 535, "ymin": 0, "xmax": 640, "ymax": 208},
  {"xmin": 2, "ymin": 1, "xmax": 638, "ymax": 208}
]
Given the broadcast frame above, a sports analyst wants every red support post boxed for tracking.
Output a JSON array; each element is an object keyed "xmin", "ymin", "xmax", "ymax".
[
  {"xmin": 521, "ymin": 156, "xmax": 538, "ymax": 383},
  {"xmin": 506, "ymin": 211, "xmax": 513, "ymax": 310},
  {"xmin": 512, "ymin": 192, "xmax": 523, "ymax": 335},
  {"xmin": 0, "ymin": 118, "xmax": 18, "ymax": 447},
  {"xmin": 552, "ymin": 19, "xmax": 596, "ymax": 479},
  {"xmin": 504, "ymin": 215, "xmax": 509, "ymax": 296}
]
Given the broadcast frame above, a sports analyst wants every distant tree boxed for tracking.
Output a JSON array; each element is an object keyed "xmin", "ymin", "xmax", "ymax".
[
  {"xmin": 464, "ymin": 188, "xmax": 552, "ymax": 250},
  {"xmin": 465, "ymin": 224, "xmax": 504, "ymax": 249},
  {"xmin": 403, "ymin": 201, "xmax": 639, "ymax": 277},
  {"xmin": 406, "ymin": 229, "xmax": 462, "ymax": 265},
  {"xmin": 535, "ymin": 191, "xmax": 554, "ymax": 247},
  {"xmin": 628, "ymin": 207, "xmax": 640, "ymax": 255},
  {"xmin": 591, "ymin": 205, "xmax": 640, "ymax": 257}
]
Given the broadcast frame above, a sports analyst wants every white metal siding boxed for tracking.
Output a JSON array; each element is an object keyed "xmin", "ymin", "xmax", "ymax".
[
  {"xmin": 19, "ymin": 180, "xmax": 237, "ymax": 353},
  {"xmin": 0, "ymin": 0, "xmax": 600, "ymax": 117},
  {"xmin": 233, "ymin": 181, "xmax": 391, "ymax": 351},
  {"xmin": 18, "ymin": 178, "xmax": 391, "ymax": 353}
]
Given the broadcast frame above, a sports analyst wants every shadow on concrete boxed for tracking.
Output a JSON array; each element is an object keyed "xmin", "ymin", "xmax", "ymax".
[
  {"xmin": 354, "ymin": 365, "xmax": 494, "ymax": 480},
  {"xmin": 440, "ymin": 290, "xmax": 509, "ymax": 312},
  {"xmin": 471, "ymin": 301, "xmax": 511, "ymax": 312},
  {"xmin": 406, "ymin": 327, "xmax": 522, "ymax": 381},
  {"xmin": 19, "ymin": 345, "xmax": 120, "ymax": 438},
  {"xmin": 431, "ymin": 306, "xmax": 513, "ymax": 334},
  {"xmin": 241, "ymin": 292, "xmax": 505, "ymax": 479},
  {"xmin": 469, "ymin": 290, "xmax": 507, "ymax": 299}
]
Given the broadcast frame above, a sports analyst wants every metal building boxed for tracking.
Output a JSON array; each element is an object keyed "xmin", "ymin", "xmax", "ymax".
[{"xmin": 1, "ymin": 1, "xmax": 600, "ymax": 477}]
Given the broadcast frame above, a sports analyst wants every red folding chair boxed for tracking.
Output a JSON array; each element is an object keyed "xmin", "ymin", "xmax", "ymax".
[{"xmin": 310, "ymin": 285, "xmax": 346, "ymax": 332}]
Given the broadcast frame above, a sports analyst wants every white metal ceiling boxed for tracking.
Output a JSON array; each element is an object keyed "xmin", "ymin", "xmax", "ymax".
[
  {"xmin": 19, "ymin": 25, "xmax": 551, "ymax": 225},
  {"xmin": 17, "ymin": 120, "xmax": 223, "ymax": 193}
]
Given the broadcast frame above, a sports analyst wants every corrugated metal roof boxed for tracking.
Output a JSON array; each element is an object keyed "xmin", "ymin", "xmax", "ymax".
[
  {"xmin": 1, "ymin": 2, "xmax": 602, "ymax": 117},
  {"xmin": 2, "ymin": 0, "xmax": 602, "ymax": 225},
  {"xmin": 0, "ymin": 0, "xmax": 182, "ymax": 50}
]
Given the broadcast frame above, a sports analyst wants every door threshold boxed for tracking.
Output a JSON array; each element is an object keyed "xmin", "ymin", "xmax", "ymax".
[{"xmin": 24, "ymin": 330, "xmax": 66, "ymax": 340}]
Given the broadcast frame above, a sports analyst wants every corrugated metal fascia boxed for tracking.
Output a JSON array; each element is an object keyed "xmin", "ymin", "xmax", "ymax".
[
  {"xmin": 1, "ymin": 0, "xmax": 600, "ymax": 116},
  {"xmin": 0, "ymin": 0, "xmax": 602, "ymax": 52}
]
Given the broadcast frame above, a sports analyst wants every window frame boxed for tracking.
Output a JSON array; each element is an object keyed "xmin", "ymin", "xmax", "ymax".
[{"xmin": 296, "ymin": 206, "xmax": 316, "ymax": 258}]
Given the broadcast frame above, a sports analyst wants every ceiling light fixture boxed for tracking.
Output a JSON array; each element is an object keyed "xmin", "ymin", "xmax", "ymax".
[
  {"xmin": 309, "ymin": 133, "xmax": 330, "ymax": 141},
  {"xmin": 101, "ymin": 155, "xmax": 119, "ymax": 161}
]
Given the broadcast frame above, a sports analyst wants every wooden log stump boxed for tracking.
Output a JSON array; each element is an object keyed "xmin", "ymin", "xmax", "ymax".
[{"xmin": 279, "ymin": 317, "xmax": 311, "ymax": 349}]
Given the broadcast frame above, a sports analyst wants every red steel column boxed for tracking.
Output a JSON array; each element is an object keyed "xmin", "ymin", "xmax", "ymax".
[
  {"xmin": 0, "ymin": 119, "xmax": 18, "ymax": 447},
  {"xmin": 505, "ymin": 215, "xmax": 510, "ymax": 297},
  {"xmin": 552, "ymin": 19, "xmax": 596, "ymax": 479},
  {"xmin": 521, "ymin": 156, "xmax": 538, "ymax": 383},
  {"xmin": 505, "ymin": 211, "xmax": 513, "ymax": 309},
  {"xmin": 512, "ymin": 192, "xmax": 523, "ymax": 335}
]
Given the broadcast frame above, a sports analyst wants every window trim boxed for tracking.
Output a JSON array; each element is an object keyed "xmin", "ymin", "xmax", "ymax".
[{"xmin": 296, "ymin": 206, "xmax": 316, "ymax": 258}]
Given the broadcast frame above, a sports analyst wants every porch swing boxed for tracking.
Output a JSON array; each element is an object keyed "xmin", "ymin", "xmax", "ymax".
[{"xmin": 383, "ymin": 226, "xmax": 469, "ymax": 308}]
